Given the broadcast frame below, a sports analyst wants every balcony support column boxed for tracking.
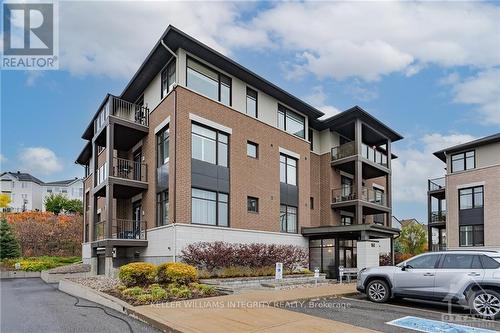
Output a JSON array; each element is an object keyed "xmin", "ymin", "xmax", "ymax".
[
  {"xmin": 105, "ymin": 121, "xmax": 114, "ymax": 240},
  {"xmin": 354, "ymin": 119, "xmax": 364, "ymax": 225}
]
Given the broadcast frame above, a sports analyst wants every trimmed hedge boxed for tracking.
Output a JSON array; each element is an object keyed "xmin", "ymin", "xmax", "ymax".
[
  {"xmin": 157, "ymin": 262, "xmax": 198, "ymax": 284},
  {"xmin": 118, "ymin": 262, "xmax": 156, "ymax": 287},
  {"xmin": 181, "ymin": 242, "xmax": 308, "ymax": 272}
]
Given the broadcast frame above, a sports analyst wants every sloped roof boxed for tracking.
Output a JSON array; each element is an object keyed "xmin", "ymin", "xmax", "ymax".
[
  {"xmin": 44, "ymin": 178, "xmax": 81, "ymax": 186},
  {"xmin": 0, "ymin": 172, "xmax": 44, "ymax": 185}
]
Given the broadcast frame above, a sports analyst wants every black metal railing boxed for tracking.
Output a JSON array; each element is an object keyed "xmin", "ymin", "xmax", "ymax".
[
  {"xmin": 112, "ymin": 157, "xmax": 147, "ymax": 182},
  {"xmin": 94, "ymin": 96, "xmax": 149, "ymax": 133},
  {"xmin": 112, "ymin": 219, "xmax": 147, "ymax": 240},
  {"xmin": 428, "ymin": 177, "xmax": 445, "ymax": 191},
  {"xmin": 430, "ymin": 210, "xmax": 447, "ymax": 223}
]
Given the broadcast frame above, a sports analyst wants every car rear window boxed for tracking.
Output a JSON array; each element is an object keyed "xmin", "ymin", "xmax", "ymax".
[
  {"xmin": 441, "ymin": 254, "xmax": 475, "ymax": 269},
  {"xmin": 481, "ymin": 256, "xmax": 500, "ymax": 269}
]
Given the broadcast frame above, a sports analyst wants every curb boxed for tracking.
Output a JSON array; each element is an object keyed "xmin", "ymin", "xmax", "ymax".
[{"xmin": 0, "ymin": 271, "xmax": 41, "ymax": 279}]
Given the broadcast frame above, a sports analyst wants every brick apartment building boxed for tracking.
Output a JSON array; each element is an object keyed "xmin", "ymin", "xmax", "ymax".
[
  {"xmin": 76, "ymin": 26, "xmax": 403, "ymax": 277},
  {"xmin": 428, "ymin": 133, "xmax": 500, "ymax": 251}
]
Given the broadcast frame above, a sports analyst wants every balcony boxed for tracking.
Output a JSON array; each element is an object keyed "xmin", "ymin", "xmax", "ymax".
[
  {"xmin": 94, "ymin": 219, "xmax": 147, "ymax": 241},
  {"xmin": 430, "ymin": 210, "xmax": 447, "ymax": 223},
  {"xmin": 113, "ymin": 157, "xmax": 147, "ymax": 182},
  {"xmin": 330, "ymin": 142, "xmax": 388, "ymax": 168},
  {"xmin": 428, "ymin": 177, "xmax": 445, "ymax": 191},
  {"xmin": 94, "ymin": 95, "xmax": 149, "ymax": 134},
  {"xmin": 331, "ymin": 186, "xmax": 387, "ymax": 206}
]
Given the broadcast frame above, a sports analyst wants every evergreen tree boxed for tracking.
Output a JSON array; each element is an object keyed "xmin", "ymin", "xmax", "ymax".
[{"xmin": 0, "ymin": 219, "xmax": 20, "ymax": 259}]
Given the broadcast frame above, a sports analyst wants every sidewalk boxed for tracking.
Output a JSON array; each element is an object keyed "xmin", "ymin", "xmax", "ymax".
[{"xmin": 131, "ymin": 283, "xmax": 378, "ymax": 333}]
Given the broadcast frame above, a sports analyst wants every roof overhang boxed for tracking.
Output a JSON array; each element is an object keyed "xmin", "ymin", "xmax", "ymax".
[
  {"xmin": 433, "ymin": 132, "xmax": 500, "ymax": 163},
  {"xmin": 301, "ymin": 224, "xmax": 400, "ymax": 238},
  {"xmin": 75, "ymin": 142, "xmax": 92, "ymax": 165}
]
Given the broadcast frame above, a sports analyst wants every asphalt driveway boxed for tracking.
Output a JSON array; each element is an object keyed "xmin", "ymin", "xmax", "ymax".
[
  {"xmin": 281, "ymin": 295, "xmax": 500, "ymax": 332},
  {"xmin": 0, "ymin": 278, "xmax": 160, "ymax": 333}
]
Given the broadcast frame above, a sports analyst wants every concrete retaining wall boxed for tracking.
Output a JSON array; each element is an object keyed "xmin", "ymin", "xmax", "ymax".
[{"xmin": 41, "ymin": 270, "xmax": 93, "ymax": 284}]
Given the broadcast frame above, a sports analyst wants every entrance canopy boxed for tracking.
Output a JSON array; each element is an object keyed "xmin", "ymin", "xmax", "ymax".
[{"xmin": 302, "ymin": 224, "xmax": 400, "ymax": 239}]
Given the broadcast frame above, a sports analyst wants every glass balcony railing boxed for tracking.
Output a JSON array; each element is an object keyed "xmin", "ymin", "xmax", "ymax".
[
  {"xmin": 94, "ymin": 95, "xmax": 149, "ymax": 134},
  {"xmin": 331, "ymin": 141, "xmax": 388, "ymax": 167},
  {"xmin": 331, "ymin": 186, "xmax": 387, "ymax": 207},
  {"xmin": 430, "ymin": 210, "xmax": 446, "ymax": 223},
  {"xmin": 428, "ymin": 177, "xmax": 445, "ymax": 191}
]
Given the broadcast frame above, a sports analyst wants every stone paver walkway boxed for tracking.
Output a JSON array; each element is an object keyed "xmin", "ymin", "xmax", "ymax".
[{"xmin": 132, "ymin": 283, "xmax": 378, "ymax": 333}]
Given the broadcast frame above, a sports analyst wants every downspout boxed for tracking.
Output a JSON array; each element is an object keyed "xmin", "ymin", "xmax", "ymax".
[{"xmin": 160, "ymin": 38, "xmax": 178, "ymax": 262}]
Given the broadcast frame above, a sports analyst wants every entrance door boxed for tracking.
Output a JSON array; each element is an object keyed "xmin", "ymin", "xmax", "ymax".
[
  {"xmin": 97, "ymin": 254, "xmax": 105, "ymax": 275},
  {"xmin": 133, "ymin": 151, "xmax": 142, "ymax": 181},
  {"xmin": 132, "ymin": 201, "xmax": 141, "ymax": 239}
]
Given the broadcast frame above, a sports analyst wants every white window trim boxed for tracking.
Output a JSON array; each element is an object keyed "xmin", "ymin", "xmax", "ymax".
[
  {"xmin": 372, "ymin": 183, "xmax": 385, "ymax": 191},
  {"xmin": 189, "ymin": 113, "xmax": 232, "ymax": 134},
  {"xmin": 279, "ymin": 147, "xmax": 300, "ymax": 160},
  {"xmin": 154, "ymin": 116, "xmax": 171, "ymax": 134}
]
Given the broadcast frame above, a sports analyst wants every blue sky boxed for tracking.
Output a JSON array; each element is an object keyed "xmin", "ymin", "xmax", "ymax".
[{"xmin": 1, "ymin": 1, "xmax": 499, "ymax": 223}]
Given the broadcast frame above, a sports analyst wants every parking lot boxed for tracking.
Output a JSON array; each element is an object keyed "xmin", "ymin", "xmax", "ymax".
[{"xmin": 281, "ymin": 294, "xmax": 500, "ymax": 333}]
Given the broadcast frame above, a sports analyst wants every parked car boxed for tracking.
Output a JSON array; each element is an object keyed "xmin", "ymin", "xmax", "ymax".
[{"xmin": 357, "ymin": 250, "xmax": 500, "ymax": 319}]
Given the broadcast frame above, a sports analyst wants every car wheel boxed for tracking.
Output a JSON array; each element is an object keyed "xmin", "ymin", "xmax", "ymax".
[
  {"xmin": 469, "ymin": 289, "xmax": 500, "ymax": 320},
  {"xmin": 366, "ymin": 280, "xmax": 390, "ymax": 303}
]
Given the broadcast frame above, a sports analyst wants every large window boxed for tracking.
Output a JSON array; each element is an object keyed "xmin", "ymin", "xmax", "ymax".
[
  {"xmin": 341, "ymin": 216, "xmax": 353, "ymax": 225},
  {"xmin": 161, "ymin": 60, "xmax": 176, "ymax": 98},
  {"xmin": 451, "ymin": 150, "xmax": 475, "ymax": 173},
  {"xmin": 156, "ymin": 190, "xmax": 169, "ymax": 226},
  {"xmin": 186, "ymin": 57, "xmax": 231, "ymax": 106},
  {"xmin": 459, "ymin": 186, "xmax": 483, "ymax": 210},
  {"xmin": 280, "ymin": 154, "xmax": 297, "ymax": 185},
  {"xmin": 157, "ymin": 126, "xmax": 169, "ymax": 167},
  {"xmin": 277, "ymin": 105, "xmax": 305, "ymax": 138},
  {"xmin": 460, "ymin": 225, "xmax": 484, "ymax": 247},
  {"xmin": 280, "ymin": 204, "xmax": 297, "ymax": 233},
  {"xmin": 246, "ymin": 87, "xmax": 257, "ymax": 118},
  {"xmin": 191, "ymin": 124, "xmax": 228, "ymax": 167},
  {"xmin": 191, "ymin": 188, "xmax": 228, "ymax": 226}
]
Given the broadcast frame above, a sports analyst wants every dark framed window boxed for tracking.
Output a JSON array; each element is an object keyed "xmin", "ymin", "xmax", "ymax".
[
  {"xmin": 277, "ymin": 105, "xmax": 305, "ymax": 138},
  {"xmin": 341, "ymin": 216, "xmax": 353, "ymax": 225},
  {"xmin": 156, "ymin": 126, "xmax": 169, "ymax": 167},
  {"xmin": 246, "ymin": 87, "xmax": 258, "ymax": 118},
  {"xmin": 459, "ymin": 186, "xmax": 483, "ymax": 210},
  {"xmin": 186, "ymin": 57, "xmax": 231, "ymax": 106},
  {"xmin": 310, "ymin": 197, "xmax": 314, "ymax": 210},
  {"xmin": 374, "ymin": 188, "xmax": 385, "ymax": 205},
  {"xmin": 247, "ymin": 141, "xmax": 258, "ymax": 158},
  {"xmin": 460, "ymin": 225, "xmax": 484, "ymax": 247},
  {"xmin": 156, "ymin": 190, "xmax": 169, "ymax": 226},
  {"xmin": 191, "ymin": 188, "xmax": 228, "ymax": 227},
  {"xmin": 280, "ymin": 154, "xmax": 297, "ymax": 185},
  {"xmin": 280, "ymin": 204, "xmax": 297, "ymax": 233},
  {"xmin": 451, "ymin": 150, "xmax": 475, "ymax": 173},
  {"xmin": 191, "ymin": 123, "xmax": 228, "ymax": 167},
  {"xmin": 308, "ymin": 128, "xmax": 314, "ymax": 150},
  {"xmin": 247, "ymin": 196, "xmax": 259, "ymax": 213},
  {"xmin": 161, "ymin": 60, "xmax": 176, "ymax": 99}
]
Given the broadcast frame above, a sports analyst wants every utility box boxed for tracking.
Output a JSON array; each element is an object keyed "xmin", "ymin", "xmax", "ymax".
[{"xmin": 357, "ymin": 240, "xmax": 380, "ymax": 270}]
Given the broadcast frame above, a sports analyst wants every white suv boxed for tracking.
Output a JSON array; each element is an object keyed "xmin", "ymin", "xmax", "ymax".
[{"xmin": 357, "ymin": 250, "xmax": 500, "ymax": 319}]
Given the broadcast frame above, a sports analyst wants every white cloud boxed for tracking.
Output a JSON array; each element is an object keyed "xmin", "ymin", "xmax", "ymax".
[
  {"xmin": 18, "ymin": 147, "xmax": 63, "ymax": 175},
  {"xmin": 392, "ymin": 133, "xmax": 476, "ymax": 204},
  {"xmin": 303, "ymin": 86, "xmax": 341, "ymax": 120},
  {"xmin": 0, "ymin": 154, "xmax": 6, "ymax": 163},
  {"xmin": 251, "ymin": 2, "xmax": 500, "ymax": 81},
  {"xmin": 448, "ymin": 68, "xmax": 500, "ymax": 125},
  {"xmin": 57, "ymin": 2, "xmax": 264, "ymax": 78}
]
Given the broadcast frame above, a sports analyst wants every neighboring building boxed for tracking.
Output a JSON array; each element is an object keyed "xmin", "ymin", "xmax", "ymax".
[
  {"xmin": 428, "ymin": 133, "xmax": 500, "ymax": 251},
  {"xmin": 0, "ymin": 172, "xmax": 83, "ymax": 212},
  {"xmin": 75, "ymin": 26, "xmax": 403, "ymax": 277}
]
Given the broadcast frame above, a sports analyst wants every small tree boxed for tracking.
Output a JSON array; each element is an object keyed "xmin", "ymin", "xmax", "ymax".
[
  {"xmin": 44, "ymin": 194, "xmax": 67, "ymax": 215},
  {"xmin": 0, "ymin": 219, "xmax": 20, "ymax": 259},
  {"xmin": 397, "ymin": 222, "xmax": 427, "ymax": 255},
  {"xmin": 65, "ymin": 199, "xmax": 83, "ymax": 215},
  {"xmin": 0, "ymin": 194, "xmax": 11, "ymax": 209}
]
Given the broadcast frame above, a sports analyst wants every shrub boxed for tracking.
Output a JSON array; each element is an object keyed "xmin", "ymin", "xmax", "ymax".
[
  {"xmin": 181, "ymin": 242, "xmax": 308, "ymax": 272},
  {"xmin": 395, "ymin": 252, "xmax": 413, "ymax": 264},
  {"xmin": 119, "ymin": 262, "xmax": 157, "ymax": 287},
  {"xmin": 379, "ymin": 254, "xmax": 393, "ymax": 266},
  {"xmin": 122, "ymin": 286, "xmax": 144, "ymax": 297},
  {"xmin": 156, "ymin": 262, "xmax": 197, "ymax": 285},
  {"xmin": 149, "ymin": 285, "xmax": 167, "ymax": 301},
  {"xmin": 191, "ymin": 283, "xmax": 217, "ymax": 296},
  {"xmin": 168, "ymin": 286, "xmax": 191, "ymax": 299},
  {"xmin": 20, "ymin": 260, "xmax": 57, "ymax": 271},
  {"xmin": 136, "ymin": 294, "xmax": 154, "ymax": 303}
]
